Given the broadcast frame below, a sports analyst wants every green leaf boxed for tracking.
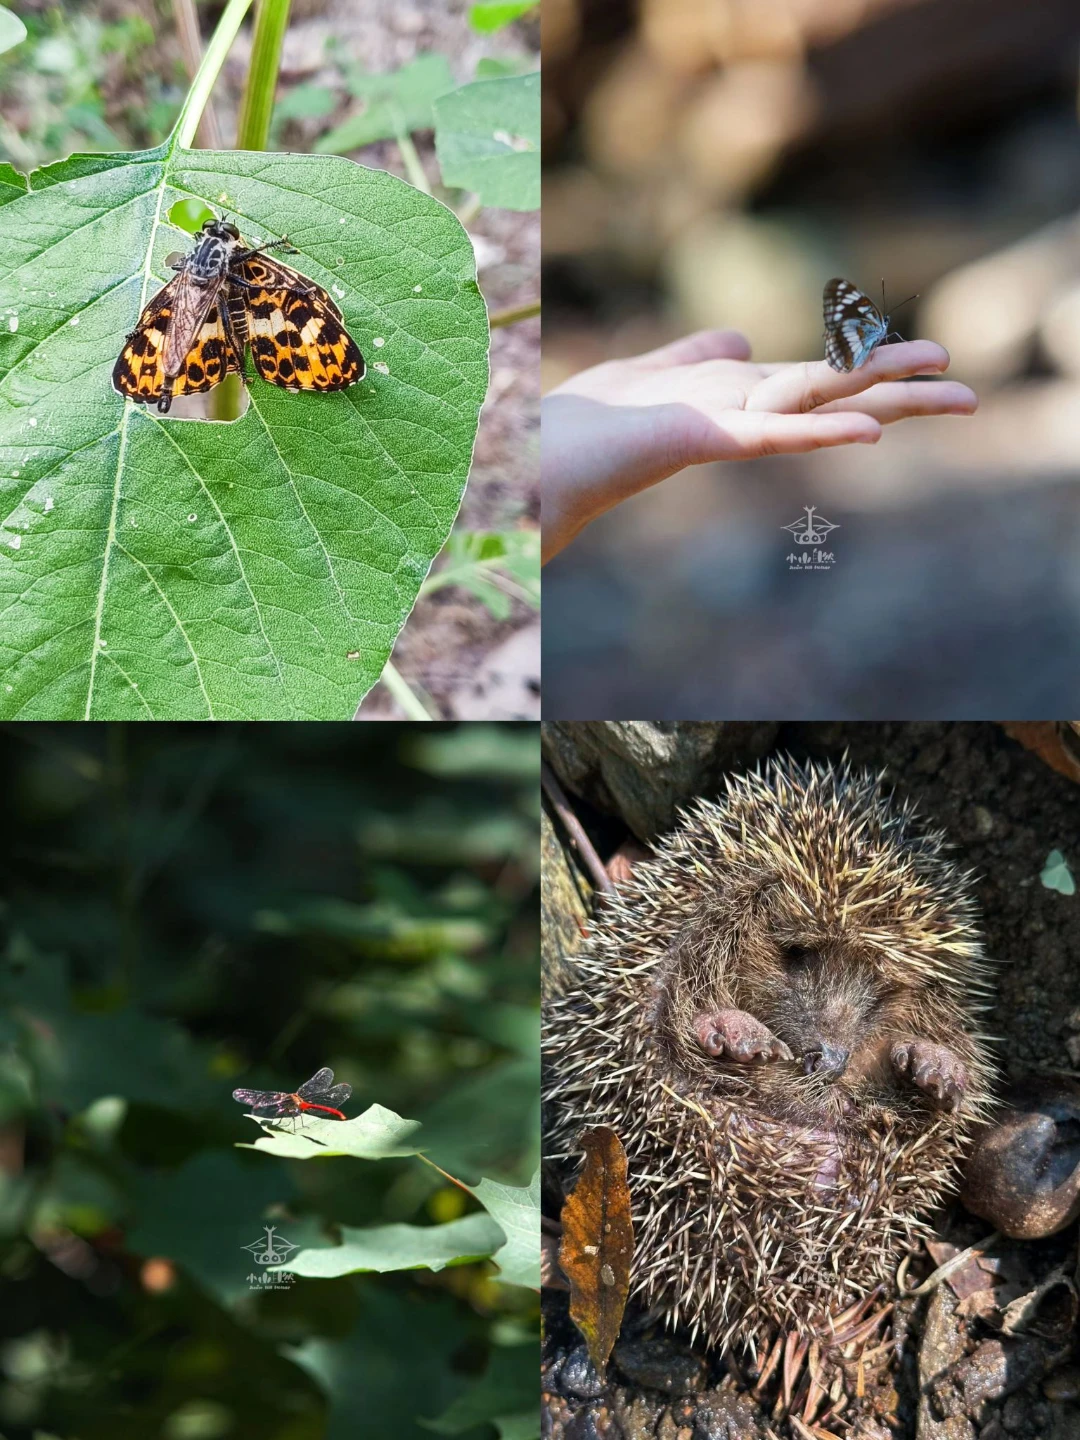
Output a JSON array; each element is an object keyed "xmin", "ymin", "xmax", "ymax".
[
  {"xmin": 469, "ymin": 2, "xmax": 538, "ymax": 32},
  {"xmin": 424, "ymin": 529, "xmax": 540, "ymax": 617},
  {"xmin": 317, "ymin": 54, "xmax": 455, "ymax": 152},
  {"xmin": 0, "ymin": 143, "xmax": 488, "ymax": 718},
  {"xmin": 474, "ymin": 1171, "xmax": 539, "ymax": 1287},
  {"xmin": 127, "ymin": 1150, "xmax": 298, "ymax": 1302},
  {"xmin": 1040, "ymin": 848, "xmax": 1075, "ymax": 896},
  {"xmin": 433, "ymin": 74, "xmax": 539, "ymax": 211},
  {"xmin": 0, "ymin": 5, "xmax": 26, "ymax": 53},
  {"xmin": 277, "ymin": 1212, "xmax": 505, "ymax": 1277},
  {"xmin": 238, "ymin": 1101, "xmax": 423, "ymax": 1159},
  {"xmin": 421, "ymin": 1343, "xmax": 539, "ymax": 1435}
]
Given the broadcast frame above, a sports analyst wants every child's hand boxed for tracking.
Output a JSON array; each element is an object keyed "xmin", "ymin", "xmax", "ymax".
[{"xmin": 542, "ymin": 330, "xmax": 977, "ymax": 563}]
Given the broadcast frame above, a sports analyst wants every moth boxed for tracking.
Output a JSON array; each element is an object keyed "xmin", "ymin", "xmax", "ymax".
[
  {"xmin": 822, "ymin": 277, "xmax": 918, "ymax": 373},
  {"xmin": 112, "ymin": 216, "xmax": 365, "ymax": 413}
]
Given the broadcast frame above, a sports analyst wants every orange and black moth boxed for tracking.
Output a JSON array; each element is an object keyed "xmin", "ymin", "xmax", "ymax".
[{"xmin": 112, "ymin": 217, "xmax": 366, "ymax": 413}]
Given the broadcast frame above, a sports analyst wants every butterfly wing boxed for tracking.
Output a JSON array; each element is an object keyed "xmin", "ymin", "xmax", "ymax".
[
  {"xmin": 822, "ymin": 278, "xmax": 887, "ymax": 373},
  {"xmin": 113, "ymin": 280, "xmax": 242, "ymax": 411},
  {"xmin": 233, "ymin": 253, "xmax": 366, "ymax": 394}
]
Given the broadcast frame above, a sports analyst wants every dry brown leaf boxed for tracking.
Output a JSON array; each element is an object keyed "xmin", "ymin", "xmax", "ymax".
[{"xmin": 559, "ymin": 1125, "xmax": 634, "ymax": 1380}]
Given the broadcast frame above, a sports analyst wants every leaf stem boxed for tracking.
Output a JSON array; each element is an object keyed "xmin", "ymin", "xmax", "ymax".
[
  {"xmin": 489, "ymin": 299, "xmax": 539, "ymax": 329},
  {"xmin": 236, "ymin": 0, "xmax": 293, "ymax": 151},
  {"xmin": 175, "ymin": 0, "xmax": 254, "ymax": 151},
  {"xmin": 391, "ymin": 104, "xmax": 431, "ymax": 195},
  {"xmin": 380, "ymin": 660, "xmax": 438, "ymax": 720}
]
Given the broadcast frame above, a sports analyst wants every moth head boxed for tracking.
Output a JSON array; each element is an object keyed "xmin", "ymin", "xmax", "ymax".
[{"xmin": 203, "ymin": 218, "xmax": 241, "ymax": 242}]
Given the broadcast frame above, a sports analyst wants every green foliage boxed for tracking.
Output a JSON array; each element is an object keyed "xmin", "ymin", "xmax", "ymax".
[
  {"xmin": 315, "ymin": 54, "xmax": 455, "ymax": 153},
  {"xmin": 1040, "ymin": 848, "xmax": 1075, "ymax": 895},
  {"xmin": 0, "ymin": 8, "xmax": 167, "ymax": 171},
  {"xmin": 475, "ymin": 1173, "xmax": 541, "ymax": 1288},
  {"xmin": 239, "ymin": 1102, "xmax": 423, "ymax": 1160},
  {"xmin": 422, "ymin": 1342, "xmax": 538, "ymax": 1436},
  {"xmin": 0, "ymin": 143, "xmax": 489, "ymax": 718},
  {"xmin": 278, "ymin": 1212, "xmax": 506, "ymax": 1276},
  {"xmin": 433, "ymin": 74, "xmax": 540, "ymax": 211},
  {"xmin": 0, "ymin": 724, "xmax": 539, "ymax": 1440},
  {"xmin": 469, "ymin": 2, "xmax": 539, "ymax": 32},
  {"xmin": 423, "ymin": 530, "xmax": 541, "ymax": 618},
  {"xmin": 0, "ymin": 6, "xmax": 26, "ymax": 54}
]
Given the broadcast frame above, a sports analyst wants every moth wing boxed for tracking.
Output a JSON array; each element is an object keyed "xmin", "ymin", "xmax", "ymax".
[
  {"xmin": 113, "ymin": 283, "xmax": 241, "ymax": 407},
  {"xmin": 822, "ymin": 278, "xmax": 885, "ymax": 373},
  {"xmin": 112, "ymin": 277, "xmax": 180, "ymax": 403},
  {"xmin": 235, "ymin": 254, "xmax": 366, "ymax": 393}
]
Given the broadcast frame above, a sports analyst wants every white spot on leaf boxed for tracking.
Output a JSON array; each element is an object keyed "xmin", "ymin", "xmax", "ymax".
[
  {"xmin": 44, "ymin": 497, "xmax": 54, "ymax": 513},
  {"xmin": 6, "ymin": 534, "xmax": 20, "ymax": 550},
  {"xmin": 7, "ymin": 314, "xmax": 17, "ymax": 332},
  {"xmin": 373, "ymin": 337, "xmax": 385, "ymax": 348}
]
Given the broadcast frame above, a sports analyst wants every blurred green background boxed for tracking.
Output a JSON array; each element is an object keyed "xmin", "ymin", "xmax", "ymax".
[{"xmin": 0, "ymin": 721, "xmax": 539, "ymax": 1440}]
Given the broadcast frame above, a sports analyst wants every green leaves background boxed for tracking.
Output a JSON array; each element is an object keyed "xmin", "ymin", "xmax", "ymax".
[{"xmin": 0, "ymin": 144, "xmax": 489, "ymax": 718}]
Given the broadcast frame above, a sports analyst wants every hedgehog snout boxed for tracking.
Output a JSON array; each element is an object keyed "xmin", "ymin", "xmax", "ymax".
[{"xmin": 802, "ymin": 1041, "xmax": 850, "ymax": 1077}]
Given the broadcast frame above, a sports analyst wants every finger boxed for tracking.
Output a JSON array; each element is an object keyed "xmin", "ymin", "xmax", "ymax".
[
  {"xmin": 747, "ymin": 342, "xmax": 951, "ymax": 414},
  {"xmin": 716, "ymin": 409, "xmax": 881, "ymax": 458},
  {"xmin": 637, "ymin": 329, "xmax": 753, "ymax": 368},
  {"xmin": 816, "ymin": 380, "xmax": 978, "ymax": 424}
]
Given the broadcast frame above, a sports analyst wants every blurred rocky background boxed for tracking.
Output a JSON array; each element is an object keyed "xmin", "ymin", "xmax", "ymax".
[{"xmin": 542, "ymin": 0, "xmax": 1080, "ymax": 717}]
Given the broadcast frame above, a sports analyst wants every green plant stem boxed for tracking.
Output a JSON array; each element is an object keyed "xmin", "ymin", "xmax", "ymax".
[
  {"xmin": 421, "ymin": 560, "xmax": 534, "ymax": 605},
  {"xmin": 208, "ymin": 0, "xmax": 292, "ymax": 421},
  {"xmin": 380, "ymin": 660, "xmax": 438, "ymax": 720},
  {"xmin": 393, "ymin": 109, "xmax": 431, "ymax": 195},
  {"xmin": 236, "ymin": 0, "xmax": 292, "ymax": 151},
  {"xmin": 489, "ymin": 299, "xmax": 539, "ymax": 328},
  {"xmin": 175, "ymin": 0, "xmax": 253, "ymax": 150}
]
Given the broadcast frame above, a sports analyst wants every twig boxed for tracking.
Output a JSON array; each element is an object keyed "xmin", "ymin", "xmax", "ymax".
[
  {"xmin": 490, "ymin": 299, "xmax": 539, "ymax": 329},
  {"xmin": 904, "ymin": 1233, "xmax": 1000, "ymax": 1297},
  {"xmin": 171, "ymin": 0, "xmax": 224, "ymax": 149},
  {"xmin": 379, "ymin": 659, "xmax": 439, "ymax": 720},
  {"xmin": 541, "ymin": 761, "xmax": 614, "ymax": 896}
]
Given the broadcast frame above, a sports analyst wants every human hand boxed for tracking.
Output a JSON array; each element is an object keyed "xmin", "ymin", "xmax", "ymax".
[{"xmin": 541, "ymin": 330, "xmax": 977, "ymax": 563}]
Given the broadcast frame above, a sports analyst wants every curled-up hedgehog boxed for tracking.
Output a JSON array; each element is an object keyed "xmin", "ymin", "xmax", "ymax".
[{"xmin": 544, "ymin": 757, "xmax": 997, "ymax": 1358}]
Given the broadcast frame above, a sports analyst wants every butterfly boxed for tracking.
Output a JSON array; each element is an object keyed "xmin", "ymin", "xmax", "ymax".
[
  {"xmin": 822, "ymin": 278, "xmax": 918, "ymax": 373},
  {"xmin": 112, "ymin": 215, "xmax": 366, "ymax": 413}
]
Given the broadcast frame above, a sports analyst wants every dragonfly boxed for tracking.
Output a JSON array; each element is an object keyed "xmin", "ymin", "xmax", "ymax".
[{"xmin": 232, "ymin": 1067, "xmax": 352, "ymax": 1130}]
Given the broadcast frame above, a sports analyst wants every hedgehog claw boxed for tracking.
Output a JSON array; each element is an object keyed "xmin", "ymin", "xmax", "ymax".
[
  {"xmin": 891, "ymin": 1039, "xmax": 966, "ymax": 1111},
  {"xmin": 693, "ymin": 1009, "xmax": 793, "ymax": 1065}
]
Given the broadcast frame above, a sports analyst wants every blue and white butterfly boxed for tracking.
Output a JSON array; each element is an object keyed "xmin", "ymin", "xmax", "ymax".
[{"xmin": 822, "ymin": 278, "xmax": 918, "ymax": 373}]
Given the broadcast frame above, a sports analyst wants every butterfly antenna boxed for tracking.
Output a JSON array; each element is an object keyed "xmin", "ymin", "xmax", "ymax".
[{"xmin": 891, "ymin": 291, "xmax": 920, "ymax": 314}]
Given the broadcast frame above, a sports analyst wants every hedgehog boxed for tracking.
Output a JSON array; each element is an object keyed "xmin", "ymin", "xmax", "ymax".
[{"xmin": 543, "ymin": 756, "xmax": 997, "ymax": 1359}]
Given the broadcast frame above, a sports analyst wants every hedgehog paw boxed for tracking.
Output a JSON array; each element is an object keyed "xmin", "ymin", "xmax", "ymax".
[
  {"xmin": 693, "ymin": 1009, "xmax": 793, "ymax": 1064},
  {"xmin": 891, "ymin": 1039, "xmax": 967, "ymax": 1111}
]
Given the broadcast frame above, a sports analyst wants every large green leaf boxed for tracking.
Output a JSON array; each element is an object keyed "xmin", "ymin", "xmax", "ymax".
[
  {"xmin": 0, "ymin": 142, "xmax": 488, "ymax": 718},
  {"xmin": 474, "ymin": 1171, "xmax": 540, "ymax": 1288},
  {"xmin": 277, "ymin": 1212, "xmax": 505, "ymax": 1277},
  {"xmin": 433, "ymin": 74, "xmax": 539, "ymax": 211},
  {"xmin": 316, "ymin": 54, "xmax": 455, "ymax": 153},
  {"xmin": 238, "ymin": 1102, "xmax": 423, "ymax": 1159}
]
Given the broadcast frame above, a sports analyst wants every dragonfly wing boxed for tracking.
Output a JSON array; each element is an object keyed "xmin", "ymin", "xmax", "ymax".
[
  {"xmin": 233, "ymin": 1088, "xmax": 286, "ymax": 1107},
  {"xmin": 318, "ymin": 1083, "xmax": 352, "ymax": 1106},
  {"xmin": 296, "ymin": 1067, "xmax": 336, "ymax": 1099}
]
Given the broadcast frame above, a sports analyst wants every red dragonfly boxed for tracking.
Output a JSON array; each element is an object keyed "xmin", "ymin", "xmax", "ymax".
[{"xmin": 232, "ymin": 1067, "xmax": 352, "ymax": 1129}]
